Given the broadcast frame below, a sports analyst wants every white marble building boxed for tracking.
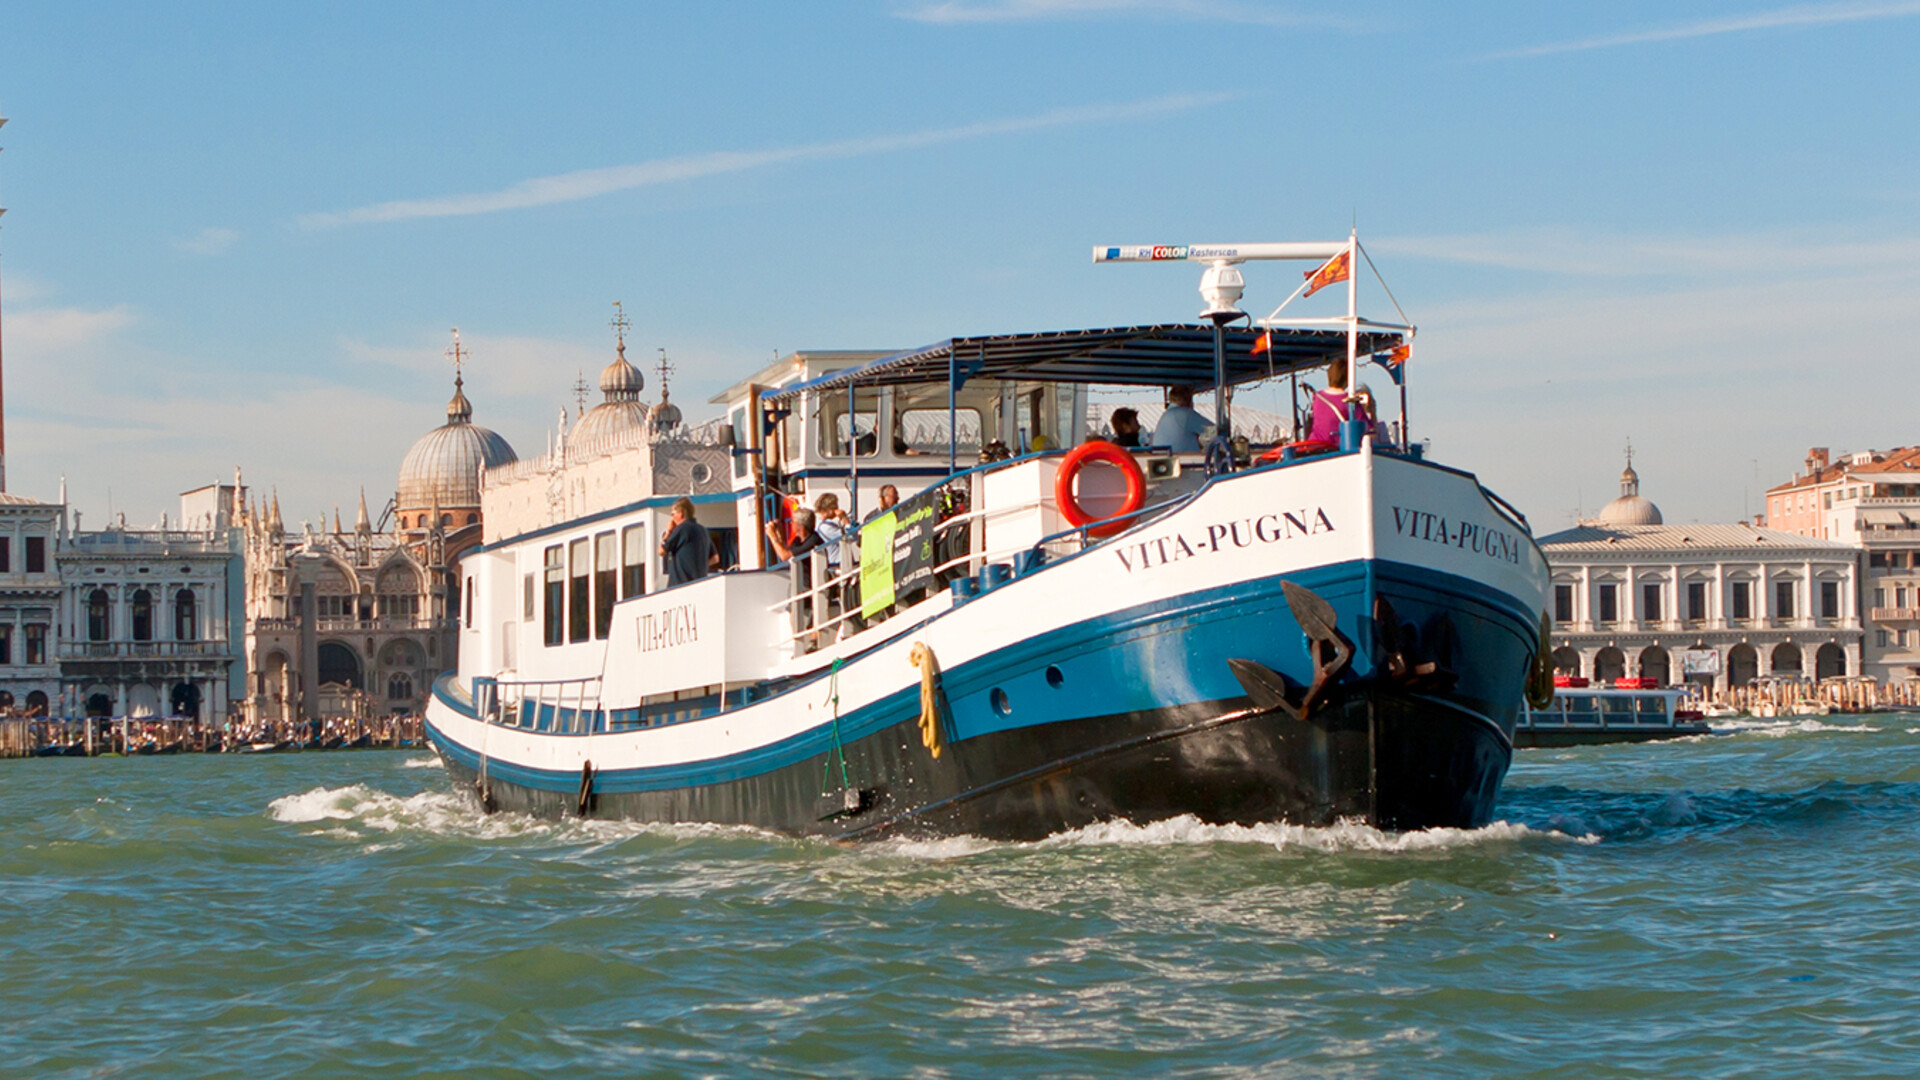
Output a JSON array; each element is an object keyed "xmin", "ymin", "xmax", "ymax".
[
  {"xmin": 1542, "ymin": 461, "xmax": 1863, "ymax": 692},
  {"xmin": 0, "ymin": 490, "xmax": 66, "ymax": 715}
]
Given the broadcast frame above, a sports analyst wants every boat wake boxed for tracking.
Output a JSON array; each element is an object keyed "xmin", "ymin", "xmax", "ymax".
[
  {"xmin": 266, "ymin": 784, "xmax": 778, "ymax": 845},
  {"xmin": 863, "ymin": 814, "xmax": 1596, "ymax": 860},
  {"xmin": 1708, "ymin": 717, "xmax": 1878, "ymax": 737}
]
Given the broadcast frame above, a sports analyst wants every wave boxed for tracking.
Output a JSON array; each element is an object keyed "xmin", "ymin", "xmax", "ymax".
[
  {"xmin": 861, "ymin": 814, "xmax": 1596, "ymax": 860},
  {"xmin": 1709, "ymin": 717, "xmax": 1877, "ymax": 737},
  {"xmin": 265, "ymin": 784, "xmax": 779, "ymax": 845},
  {"xmin": 399, "ymin": 756, "xmax": 443, "ymax": 769}
]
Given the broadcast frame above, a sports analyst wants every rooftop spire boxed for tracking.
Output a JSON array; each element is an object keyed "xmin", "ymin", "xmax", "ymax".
[
  {"xmin": 355, "ymin": 487, "xmax": 371, "ymax": 533},
  {"xmin": 444, "ymin": 328, "xmax": 473, "ymax": 423}
]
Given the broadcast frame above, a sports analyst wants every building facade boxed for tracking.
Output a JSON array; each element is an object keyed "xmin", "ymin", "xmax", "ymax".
[
  {"xmin": 0, "ymin": 492, "xmax": 66, "ymax": 715},
  {"xmin": 1765, "ymin": 446, "xmax": 1920, "ymax": 682},
  {"xmin": 1544, "ymin": 461, "xmax": 1863, "ymax": 693}
]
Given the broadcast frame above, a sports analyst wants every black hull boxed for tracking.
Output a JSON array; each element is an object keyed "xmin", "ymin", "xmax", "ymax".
[{"xmin": 438, "ymin": 685, "xmax": 1511, "ymax": 840}]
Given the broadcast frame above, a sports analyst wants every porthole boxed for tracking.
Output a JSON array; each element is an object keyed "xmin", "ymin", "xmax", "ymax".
[
  {"xmin": 691, "ymin": 462, "xmax": 713, "ymax": 485},
  {"xmin": 1045, "ymin": 665, "xmax": 1065, "ymax": 689},
  {"xmin": 990, "ymin": 688, "xmax": 1011, "ymax": 716}
]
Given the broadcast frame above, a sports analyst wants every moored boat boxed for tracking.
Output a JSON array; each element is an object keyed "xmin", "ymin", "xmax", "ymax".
[
  {"xmin": 426, "ymin": 237, "xmax": 1553, "ymax": 838},
  {"xmin": 1516, "ymin": 680, "xmax": 1712, "ymax": 747}
]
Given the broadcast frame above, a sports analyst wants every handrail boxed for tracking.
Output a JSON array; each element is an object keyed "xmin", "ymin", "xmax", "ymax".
[
  {"xmin": 1480, "ymin": 485, "xmax": 1532, "ymax": 534},
  {"xmin": 1026, "ymin": 486, "xmax": 1205, "ymax": 561}
]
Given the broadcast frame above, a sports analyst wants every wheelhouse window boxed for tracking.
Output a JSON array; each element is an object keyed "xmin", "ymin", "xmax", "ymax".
[
  {"xmin": 568, "ymin": 538, "xmax": 591, "ymax": 644},
  {"xmin": 543, "ymin": 546, "xmax": 565, "ymax": 646},
  {"xmin": 817, "ymin": 388, "xmax": 880, "ymax": 458},
  {"xmin": 594, "ymin": 531, "xmax": 618, "ymax": 640},
  {"xmin": 88, "ymin": 589, "xmax": 111, "ymax": 641},
  {"xmin": 622, "ymin": 526, "xmax": 647, "ymax": 599},
  {"xmin": 175, "ymin": 589, "xmax": 197, "ymax": 641},
  {"xmin": 896, "ymin": 406, "xmax": 983, "ymax": 458}
]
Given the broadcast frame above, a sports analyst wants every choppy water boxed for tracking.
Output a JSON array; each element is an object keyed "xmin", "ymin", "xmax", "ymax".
[{"xmin": 5, "ymin": 718, "xmax": 1920, "ymax": 1078}]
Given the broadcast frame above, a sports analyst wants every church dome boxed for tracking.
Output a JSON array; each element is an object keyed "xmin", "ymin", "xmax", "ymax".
[
  {"xmin": 397, "ymin": 374, "xmax": 518, "ymax": 511},
  {"xmin": 1595, "ymin": 458, "xmax": 1663, "ymax": 526},
  {"xmin": 570, "ymin": 341, "xmax": 651, "ymax": 455}
]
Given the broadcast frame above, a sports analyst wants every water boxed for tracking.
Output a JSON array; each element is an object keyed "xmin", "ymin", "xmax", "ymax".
[{"xmin": 5, "ymin": 720, "xmax": 1920, "ymax": 1079}]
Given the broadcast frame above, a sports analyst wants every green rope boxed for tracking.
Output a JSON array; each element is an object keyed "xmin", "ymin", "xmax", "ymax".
[{"xmin": 821, "ymin": 658, "xmax": 852, "ymax": 795}]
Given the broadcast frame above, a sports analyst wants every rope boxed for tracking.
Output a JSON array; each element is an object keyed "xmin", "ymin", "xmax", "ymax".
[
  {"xmin": 821, "ymin": 659, "xmax": 852, "ymax": 794},
  {"xmin": 909, "ymin": 643, "xmax": 944, "ymax": 759}
]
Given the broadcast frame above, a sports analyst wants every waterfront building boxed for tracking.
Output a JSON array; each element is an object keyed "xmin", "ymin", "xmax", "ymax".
[
  {"xmin": 57, "ymin": 483, "xmax": 244, "ymax": 720},
  {"xmin": 239, "ymin": 361, "xmax": 514, "ymax": 725},
  {"xmin": 0, "ymin": 489, "xmax": 65, "ymax": 715},
  {"xmin": 1543, "ymin": 457, "xmax": 1863, "ymax": 693},
  {"xmin": 1765, "ymin": 446, "xmax": 1920, "ymax": 682}
]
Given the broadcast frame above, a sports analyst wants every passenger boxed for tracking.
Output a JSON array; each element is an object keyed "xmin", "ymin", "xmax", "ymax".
[
  {"xmin": 659, "ymin": 497, "xmax": 713, "ymax": 587},
  {"xmin": 764, "ymin": 507, "xmax": 824, "ymax": 567},
  {"xmin": 1150, "ymin": 385, "xmax": 1212, "ymax": 452},
  {"xmin": 1110, "ymin": 407, "xmax": 1143, "ymax": 448},
  {"xmin": 1306, "ymin": 358, "xmax": 1377, "ymax": 445},
  {"xmin": 812, "ymin": 493, "xmax": 849, "ymax": 570},
  {"xmin": 865, "ymin": 484, "xmax": 900, "ymax": 522}
]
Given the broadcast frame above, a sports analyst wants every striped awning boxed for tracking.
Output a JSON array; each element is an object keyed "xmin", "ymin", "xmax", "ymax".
[{"xmin": 760, "ymin": 324, "xmax": 1403, "ymax": 403}]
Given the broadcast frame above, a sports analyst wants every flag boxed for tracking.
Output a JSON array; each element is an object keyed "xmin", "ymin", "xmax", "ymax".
[
  {"xmin": 1380, "ymin": 344, "xmax": 1410, "ymax": 385},
  {"xmin": 1251, "ymin": 330, "xmax": 1271, "ymax": 355},
  {"xmin": 1302, "ymin": 250, "xmax": 1351, "ymax": 297}
]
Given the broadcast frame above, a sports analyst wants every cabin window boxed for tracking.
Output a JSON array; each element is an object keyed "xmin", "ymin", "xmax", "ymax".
[
  {"xmin": 1596, "ymin": 584, "xmax": 1617, "ymax": 624},
  {"xmin": 569, "ymin": 538, "xmax": 591, "ymax": 644},
  {"xmin": 463, "ymin": 576, "xmax": 474, "ymax": 629},
  {"xmin": 1731, "ymin": 581, "xmax": 1751, "ymax": 620},
  {"xmin": 1774, "ymin": 581, "xmax": 1795, "ymax": 619},
  {"xmin": 1687, "ymin": 582, "xmax": 1706, "ymax": 621},
  {"xmin": 817, "ymin": 388, "xmax": 880, "ymax": 458},
  {"xmin": 25, "ymin": 537, "xmax": 45, "ymax": 573},
  {"xmin": 594, "ymin": 531, "xmax": 618, "ymax": 640},
  {"xmin": 543, "ymin": 546, "xmax": 564, "ymax": 647},
  {"xmin": 523, "ymin": 573, "xmax": 534, "ymax": 621},
  {"xmin": 731, "ymin": 407, "xmax": 749, "ymax": 479},
  {"xmin": 1821, "ymin": 580, "xmax": 1839, "ymax": 619},
  {"xmin": 1552, "ymin": 584, "xmax": 1573, "ymax": 624},
  {"xmin": 622, "ymin": 526, "xmax": 647, "ymax": 599},
  {"xmin": 897, "ymin": 407, "xmax": 983, "ymax": 458},
  {"xmin": 1641, "ymin": 584, "xmax": 1661, "ymax": 622},
  {"xmin": 25, "ymin": 624, "xmax": 45, "ymax": 664}
]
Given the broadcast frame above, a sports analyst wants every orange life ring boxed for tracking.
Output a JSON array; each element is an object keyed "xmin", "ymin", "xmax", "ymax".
[
  {"xmin": 1055, "ymin": 442, "xmax": 1147, "ymax": 538},
  {"xmin": 1256, "ymin": 439, "xmax": 1337, "ymax": 464}
]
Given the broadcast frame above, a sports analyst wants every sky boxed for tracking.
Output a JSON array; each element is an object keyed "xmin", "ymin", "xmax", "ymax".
[{"xmin": 1, "ymin": 0, "xmax": 1917, "ymax": 532}]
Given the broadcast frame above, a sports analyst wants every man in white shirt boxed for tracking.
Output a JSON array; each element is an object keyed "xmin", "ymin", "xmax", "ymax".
[{"xmin": 1151, "ymin": 385, "xmax": 1212, "ymax": 452}]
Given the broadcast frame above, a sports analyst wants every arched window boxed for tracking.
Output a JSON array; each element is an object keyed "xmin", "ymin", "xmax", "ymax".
[
  {"xmin": 131, "ymin": 590, "xmax": 154, "ymax": 642},
  {"xmin": 175, "ymin": 589, "xmax": 198, "ymax": 640},
  {"xmin": 387, "ymin": 672, "xmax": 414, "ymax": 700},
  {"xmin": 439, "ymin": 513, "xmax": 452, "ymax": 527},
  {"xmin": 466, "ymin": 513, "xmax": 478, "ymax": 525},
  {"xmin": 87, "ymin": 589, "xmax": 111, "ymax": 642}
]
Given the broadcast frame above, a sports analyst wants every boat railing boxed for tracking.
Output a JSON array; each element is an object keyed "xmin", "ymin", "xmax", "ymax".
[{"xmin": 476, "ymin": 675, "xmax": 605, "ymax": 734}]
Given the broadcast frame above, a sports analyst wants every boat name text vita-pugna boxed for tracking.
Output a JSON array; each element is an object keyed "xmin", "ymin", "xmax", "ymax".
[{"xmin": 426, "ymin": 237, "xmax": 1554, "ymax": 839}]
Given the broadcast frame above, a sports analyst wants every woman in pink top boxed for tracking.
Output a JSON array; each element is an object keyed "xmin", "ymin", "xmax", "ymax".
[{"xmin": 1306, "ymin": 357, "xmax": 1376, "ymax": 444}]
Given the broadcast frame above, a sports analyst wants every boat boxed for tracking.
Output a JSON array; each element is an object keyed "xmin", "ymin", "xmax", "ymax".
[
  {"xmin": 425, "ymin": 236, "xmax": 1553, "ymax": 839},
  {"xmin": 1515, "ymin": 684, "xmax": 1712, "ymax": 747}
]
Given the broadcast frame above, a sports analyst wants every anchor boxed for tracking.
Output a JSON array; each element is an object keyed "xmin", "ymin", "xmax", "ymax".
[
  {"xmin": 1228, "ymin": 580, "xmax": 1354, "ymax": 719},
  {"xmin": 1372, "ymin": 595, "xmax": 1458, "ymax": 693}
]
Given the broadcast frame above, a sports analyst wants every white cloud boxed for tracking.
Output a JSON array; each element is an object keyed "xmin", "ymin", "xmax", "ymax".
[
  {"xmin": 298, "ymin": 94, "xmax": 1234, "ymax": 227},
  {"xmin": 6, "ymin": 304, "xmax": 135, "ymax": 351},
  {"xmin": 1483, "ymin": 0, "xmax": 1920, "ymax": 59},
  {"xmin": 173, "ymin": 227, "xmax": 239, "ymax": 255},
  {"xmin": 897, "ymin": 0, "xmax": 1342, "ymax": 26}
]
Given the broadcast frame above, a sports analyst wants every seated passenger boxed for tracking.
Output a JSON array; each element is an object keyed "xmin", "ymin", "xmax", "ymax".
[
  {"xmin": 812, "ymin": 493, "xmax": 849, "ymax": 570},
  {"xmin": 1150, "ymin": 386, "xmax": 1212, "ymax": 452},
  {"xmin": 1110, "ymin": 407, "xmax": 1143, "ymax": 448},
  {"xmin": 1306, "ymin": 358, "xmax": 1377, "ymax": 445}
]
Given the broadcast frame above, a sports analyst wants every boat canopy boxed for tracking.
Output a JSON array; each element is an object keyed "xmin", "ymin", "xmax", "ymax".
[{"xmin": 760, "ymin": 324, "xmax": 1404, "ymax": 403}]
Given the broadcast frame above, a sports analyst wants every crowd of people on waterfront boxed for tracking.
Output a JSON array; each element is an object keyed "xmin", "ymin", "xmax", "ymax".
[{"xmin": 0, "ymin": 714, "xmax": 425, "ymax": 757}]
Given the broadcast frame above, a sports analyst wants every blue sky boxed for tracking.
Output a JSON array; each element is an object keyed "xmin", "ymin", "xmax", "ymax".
[{"xmin": 2, "ymin": 0, "xmax": 1916, "ymax": 530}]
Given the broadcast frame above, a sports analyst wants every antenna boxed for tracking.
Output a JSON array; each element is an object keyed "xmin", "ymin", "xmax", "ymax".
[{"xmin": 656, "ymin": 347, "xmax": 674, "ymax": 400}]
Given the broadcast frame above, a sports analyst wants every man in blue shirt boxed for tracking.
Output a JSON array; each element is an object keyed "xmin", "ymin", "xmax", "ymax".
[
  {"xmin": 1151, "ymin": 385, "xmax": 1212, "ymax": 452},
  {"xmin": 658, "ymin": 497, "xmax": 712, "ymax": 587}
]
